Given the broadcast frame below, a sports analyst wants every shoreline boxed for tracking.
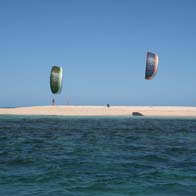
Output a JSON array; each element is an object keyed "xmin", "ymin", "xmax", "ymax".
[{"xmin": 0, "ymin": 106, "xmax": 196, "ymax": 117}]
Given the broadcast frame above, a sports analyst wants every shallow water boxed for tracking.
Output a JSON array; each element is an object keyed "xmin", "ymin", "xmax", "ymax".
[{"xmin": 0, "ymin": 115, "xmax": 196, "ymax": 196}]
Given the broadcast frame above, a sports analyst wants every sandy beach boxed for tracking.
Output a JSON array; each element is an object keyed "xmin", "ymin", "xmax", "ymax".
[{"xmin": 0, "ymin": 106, "xmax": 196, "ymax": 117}]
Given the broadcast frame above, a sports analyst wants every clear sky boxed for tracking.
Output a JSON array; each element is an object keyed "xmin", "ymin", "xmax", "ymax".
[{"xmin": 0, "ymin": 0, "xmax": 196, "ymax": 107}]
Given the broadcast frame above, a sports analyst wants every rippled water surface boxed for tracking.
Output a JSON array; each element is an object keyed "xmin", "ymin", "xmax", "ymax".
[{"xmin": 0, "ymin": 116, "xmax": 196, "ymax": 196}]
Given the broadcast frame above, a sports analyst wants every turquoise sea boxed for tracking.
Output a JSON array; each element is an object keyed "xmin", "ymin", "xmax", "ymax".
[{"xmin": 0, "ymin": 115, "xmax": 196, "ymax": 196}]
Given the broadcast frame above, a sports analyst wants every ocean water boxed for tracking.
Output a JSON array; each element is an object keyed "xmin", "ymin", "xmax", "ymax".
[{"xmin": 0, "ymin": 116, "xmax": 196, "ymax": 196}]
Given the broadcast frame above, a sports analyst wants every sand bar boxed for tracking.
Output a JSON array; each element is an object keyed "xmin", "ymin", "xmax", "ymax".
[{"xmin": 0, "ymin": 106, "xmax": 196, "ymax": 117}]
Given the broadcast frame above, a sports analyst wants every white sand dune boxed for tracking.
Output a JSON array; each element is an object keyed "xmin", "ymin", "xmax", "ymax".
[{"xmin": 0, "ymin": 106, "xmax": 196, "ymax": 117}]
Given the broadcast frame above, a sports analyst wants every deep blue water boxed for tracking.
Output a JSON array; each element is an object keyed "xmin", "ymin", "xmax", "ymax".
[{"xmin": 0, "ymin": 116, "xmax": 196, "ymax": 196}]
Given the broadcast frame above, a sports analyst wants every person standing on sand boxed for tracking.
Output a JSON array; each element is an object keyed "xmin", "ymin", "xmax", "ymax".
[{"xmin": 52, "ymin": 99, "xmax": 55, "ymax": 105}]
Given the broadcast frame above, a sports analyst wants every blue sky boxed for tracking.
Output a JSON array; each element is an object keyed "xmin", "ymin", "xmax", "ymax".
[{"xmin": 0, "ymin": 0, "xmax": 196, "ymax": 107}]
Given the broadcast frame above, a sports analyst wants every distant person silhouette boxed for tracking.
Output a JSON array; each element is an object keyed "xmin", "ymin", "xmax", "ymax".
[{"xmin": 52, "ymin": 99, "xmax": 55, "ymax": 106}]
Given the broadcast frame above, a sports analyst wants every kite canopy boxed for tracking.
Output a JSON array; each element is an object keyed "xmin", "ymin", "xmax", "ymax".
[
  {"xmin": 145, "ymin": 52, "xmax": 158, "ymax": 80},
  {"xmin": 50, "ymin": 66, "xmax": 63, "ymax": 94}
]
